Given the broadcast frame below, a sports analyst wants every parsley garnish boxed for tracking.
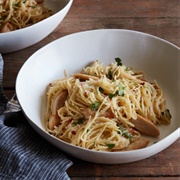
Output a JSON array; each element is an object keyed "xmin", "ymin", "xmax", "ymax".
[
  {"xmin": 109, "ymin": 84, "xmax": 125, "ymax": 99},
  {"xmin": 72, "ymin": 118, "xmax": 84, "ymax": 125},
  {"xmin": 118, "ymin": 126, "xmax": 132, "ymax": 139},
  {"xmin": 106, "ymin": 143, "xmax": 115, "ymax": 149},
  {"xmin": 109, "ymin": 93, "xmax": 116, "ymax": 99},
  {"xmin": 13, "ymin": 2, "xmax": 20, "ymax": 7},
  {"xmin": 117, "ymin": 84, "xmax": 125, "ymax": 96},
  {"xmin": 99, "ymin": 87, "xmax": 104, "ymax": 93},
  {"xmin": 125, "ymin": 67, "xmax": 130, "ymax": 71},
  {"xmin": 107, "ymin": 70, "xmax": 113, "ymax": 80},
  {"xmin": 115, "ymin": 57, "xmax": 122, "ymax": 66},
  {"xmin": 90, "ymin": 101, "xmax": 101, "ymax": 110}
]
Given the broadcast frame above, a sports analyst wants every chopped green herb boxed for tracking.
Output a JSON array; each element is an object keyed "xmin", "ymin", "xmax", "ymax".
[
  {"xmin": 13, "ymin": 2, "xmax": 20, "ymax": 7},
  {"xmin": 117, "ymin": 89, "xmax": 124, "ymax": 96},
  {"xmin": 107, "ymin": 70, "xmax": 113, "ymax": 80},
  {"xmin": 106, "ymin": 143, "xmax": 115, "ymax": 149},
  {"xmin": 115, "ymin": 57, "xmax": 122, "ymax": 66},
  {"xmin": 90, "ymin": 101, "xmax": 101, "ymax": 110},
  {"xmin": 72, "ymin": 118, "xmax": 84, "ymax": 125},
  {"xmin": 109, "ymin": 84, "xmax": 125, "ymax": 99},
  {"xmin": 77, "ymin": 118, "xmax": 84, "ymax": 124},
  {"xmin": 109, "ymin": 93, "xmax": 116, "ymax": 99},
  {"xmin": 117, "ymin": 84, "xmax": 125, "ymax": 96},
  {"xmin": 99, "ymin": 87, "xmax": 104, "ymax": 93},
  {"xmin": 118, "ymin": 126, "xmax": 132, "ymax": 139}
]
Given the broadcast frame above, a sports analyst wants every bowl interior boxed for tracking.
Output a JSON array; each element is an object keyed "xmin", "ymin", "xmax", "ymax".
[
  {"xmin": 16, "ymin": 29, "xmax": 180, "ymax": 163},
  {"xmin": 45, "ymin": 0, "xmax": 71, "ymax": 13}
]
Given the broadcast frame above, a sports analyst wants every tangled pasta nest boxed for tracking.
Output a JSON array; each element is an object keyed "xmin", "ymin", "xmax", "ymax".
[
  {"xmin": 0, "ymin": 0, "xmax": 53, "ymax": 33},
  {"xmin": 45, "ymin": 58, "xmax": 171, "ymax": 152}
]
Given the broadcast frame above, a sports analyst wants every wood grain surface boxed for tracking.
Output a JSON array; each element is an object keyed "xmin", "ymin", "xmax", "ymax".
[{"xmin": 1, "ymin": 0, "xmax": 179, "ymax": 179}]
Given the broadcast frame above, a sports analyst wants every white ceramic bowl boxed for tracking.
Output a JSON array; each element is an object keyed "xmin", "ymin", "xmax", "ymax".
[
  {"xmin": 0, "ymin": 0, "xmax": 73, "ymax": 54},
  {"xmin": 16, "ymin": 29, "xmax": 180, "ymax": 164}
]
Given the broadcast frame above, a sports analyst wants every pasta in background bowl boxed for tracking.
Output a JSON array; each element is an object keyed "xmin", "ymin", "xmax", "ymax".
[
  {"xmin": 0, "ymin": 0, "xmax": 73, "ymax": 53},
  {"xmin": 16, "ymin": 29, "xmax": 180, "ymax": 164}
]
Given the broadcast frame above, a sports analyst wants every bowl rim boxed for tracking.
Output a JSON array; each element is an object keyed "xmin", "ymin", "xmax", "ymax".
[
  {"xmin": 27, "ymin": 28, "xmax": 180, "ymax": 50},
  {"xmin": 15, "ymin": 29, "xmax": 180, "ymax": 163}
]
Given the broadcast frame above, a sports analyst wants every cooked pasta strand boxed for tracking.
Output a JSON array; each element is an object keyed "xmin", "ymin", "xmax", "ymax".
[
  {"xmin": 0, "ymin": 0, "xmax": 53, "ymax": 32},
  {"xmin": 45, "ymin": 59, "xmax": 171, "ymax": 152}
]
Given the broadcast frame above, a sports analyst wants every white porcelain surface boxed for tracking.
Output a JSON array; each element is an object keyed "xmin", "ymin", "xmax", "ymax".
[
  {"xmin": 0, "ymin": 0, "xmax": 73, "ymax": 53},
  {"xmin": 16, "ymin": 29, "xmax": 180, "ymax": 164}
]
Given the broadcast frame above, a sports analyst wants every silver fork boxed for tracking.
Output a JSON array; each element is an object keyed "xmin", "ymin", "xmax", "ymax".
[{"xmin": 4, "ymin": 94, "xmax": 21, "ymax": 114}]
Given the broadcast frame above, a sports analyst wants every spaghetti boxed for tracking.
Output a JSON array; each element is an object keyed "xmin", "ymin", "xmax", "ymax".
[
  {"xmin": 45, "ymin": 58, "xmax": 171, "ymax": 152},
  {"xmin": 0, "ymin": 0, "xmax": 53, "ymax": 33}
]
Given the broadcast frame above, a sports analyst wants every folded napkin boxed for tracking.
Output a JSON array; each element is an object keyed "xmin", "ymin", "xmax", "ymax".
[{"xmin": 0, "ymin": 54, "xmax": 73, "ymax": 180}]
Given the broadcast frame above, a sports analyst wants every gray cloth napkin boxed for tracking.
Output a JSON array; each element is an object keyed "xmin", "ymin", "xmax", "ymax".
[{"xmin": 0, "ymin": 54, "xmax": 73, "ymax": 180}]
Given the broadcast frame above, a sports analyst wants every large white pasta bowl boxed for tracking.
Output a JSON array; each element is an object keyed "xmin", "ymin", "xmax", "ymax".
[
  {"xmin": 16, "ymin": 29, "xmax": 180, "ymax": 164},
  {"xmin": 0, "ymin": 0, "xmax": 73, "ymax": 53}
]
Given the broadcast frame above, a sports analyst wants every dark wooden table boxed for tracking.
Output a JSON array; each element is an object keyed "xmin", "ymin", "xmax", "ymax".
[{"xmin": 2, "ymin": 0, "xmax": 179, "ymax": 179}]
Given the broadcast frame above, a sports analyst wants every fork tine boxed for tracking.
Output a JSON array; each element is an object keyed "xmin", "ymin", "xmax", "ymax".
[{"xmin": 4, "ymin": 94, "xmax": 21, "ymax": 113}]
